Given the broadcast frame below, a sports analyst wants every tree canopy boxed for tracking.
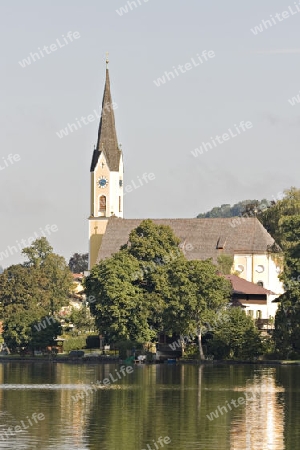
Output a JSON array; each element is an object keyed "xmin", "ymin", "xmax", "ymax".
[
  {"xmin": 206, "ymin": 307, "xmax": 263, "ymax": 360},
  {"xmin": 259, "ymin": 188, "xmax": 300, "ymax": 358},
  {"xmin": 155, "ymin": 258, "xmax": 231, "ymax": 358},
  {"xmin": 68, "ymin": 252, "xmax": 88, "ymax": 273},
  {"xmin": 86, "ymin": 219, "xmax": 233, "ymax": 359},
  {"xmin": 0, "ymin": 238, "xmax": 73, "ymax": 352},
  {"xmin": 197, "ymin": 199, "xmax": 272, "ymax": 218}
]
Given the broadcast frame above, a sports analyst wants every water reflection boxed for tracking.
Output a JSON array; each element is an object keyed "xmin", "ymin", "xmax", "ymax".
[
  {"xmin": 0, "ymin": 363, "xmax": 294, "ymax": 449},
  {"xmin": 230, "ymin": 369, "xmax": 285, "ymax": 450}
]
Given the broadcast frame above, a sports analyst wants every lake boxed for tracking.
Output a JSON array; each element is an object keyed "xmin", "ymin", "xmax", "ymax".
[{"xmin": 0, "ymin": 362, "xmax": 299, "ymax": 449}]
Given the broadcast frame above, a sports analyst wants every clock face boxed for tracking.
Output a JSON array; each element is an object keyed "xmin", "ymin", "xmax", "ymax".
[{"xmin": 98, "ymin": 177, "xmax": 108, "ymax": 188}]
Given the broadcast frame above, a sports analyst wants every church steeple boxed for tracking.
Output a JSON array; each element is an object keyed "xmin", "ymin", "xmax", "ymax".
[
  {"xmin": 88, "ymin": 59, "xmax": 124, "ymax": 269},
  {"xmin": 90, "ymin": 59, "xmax": 121, "ymax": 173}
]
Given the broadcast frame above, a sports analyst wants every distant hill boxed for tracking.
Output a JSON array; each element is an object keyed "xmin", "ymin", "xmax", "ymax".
[{"xmin": 197, "ymin": 199, "xmax": 273, "ymax": 218}]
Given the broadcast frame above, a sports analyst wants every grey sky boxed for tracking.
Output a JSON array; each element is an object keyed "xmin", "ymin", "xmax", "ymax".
[{"xmin": 1, "ymin": 0, "xmax": 299, "ymax": 267}]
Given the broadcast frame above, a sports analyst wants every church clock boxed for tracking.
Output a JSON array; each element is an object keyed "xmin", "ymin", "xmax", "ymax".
[{"xmin": 98, "ymin": 176, "xmax": 108, "ymax": 188}]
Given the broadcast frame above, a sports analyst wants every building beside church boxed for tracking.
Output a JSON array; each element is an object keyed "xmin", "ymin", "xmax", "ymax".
[{"xmin": 88, "ymin": 62, "xmax": 283, "ymax": 322}]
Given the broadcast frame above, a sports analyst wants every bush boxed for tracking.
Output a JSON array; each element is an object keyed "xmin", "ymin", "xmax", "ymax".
[
  {"xmin": 63, "ymin": 336, "xmax": 87, "ymax": 352},
  {"xmin": 182, "ymin": 344, "xmax": 199, "ymax": 359}
]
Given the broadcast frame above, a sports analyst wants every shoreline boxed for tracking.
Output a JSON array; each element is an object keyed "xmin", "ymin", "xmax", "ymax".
[{"xmin": 0, "ymin": 356, "xmax": 299, "ymax": 365}]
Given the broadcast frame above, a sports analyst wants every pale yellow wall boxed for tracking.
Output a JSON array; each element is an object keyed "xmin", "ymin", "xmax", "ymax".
[
  {"xmin": 233, "ymin": 253, "xmax": 283, "ymax": 320},
  {"xmin": 88, "ymin": 218, "xmax": 108, "ymax": 269},
  {"xmin": 89, "ymin": 150, "xmax": 123, "ymax": 269},
  {"xmin": 93, "ymin": 154, "xmax": 111, "ymax": 217},
  {"xmin": 91, "ymin": 153, "xmax": 123, "ymax": 218}
]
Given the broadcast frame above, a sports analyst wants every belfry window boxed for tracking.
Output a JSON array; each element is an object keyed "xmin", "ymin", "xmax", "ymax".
[{"xmin": 99, "ymin": 195, "xmax": 106, "ymax": 214}]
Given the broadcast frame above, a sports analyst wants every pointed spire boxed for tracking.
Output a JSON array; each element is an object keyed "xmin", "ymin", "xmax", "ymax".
[{"xmin": 90, "ymin": 58, "xmax": 121, "ymax": 172}]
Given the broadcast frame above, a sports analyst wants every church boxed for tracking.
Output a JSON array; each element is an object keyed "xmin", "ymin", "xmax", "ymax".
[{"xmin": 88, "ymin": 60, "xmax": 283, "ymax": 324}]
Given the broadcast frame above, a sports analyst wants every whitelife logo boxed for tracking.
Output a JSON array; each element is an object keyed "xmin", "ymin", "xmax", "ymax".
[
  {"xmin": 250, "ymin": 3, "xmax": 300, "ymax": 35},
  {"xmin": 288, "ymin": 90, "xmax": 300, "ymax": 106},
  {"xmin": 153, "ymin": 50, "xmax": 215, "ymax": 87},
  {"xmin": 71, "ymin": 365, "xmax": 134, "ymax": 402},
  {"xmin": 55, "ymin": 102, "xmax": 118, "ymax": 139},
  {"xmin": 18, "ymin": 31, "xmax": 81, "ymax": 68},
  {"xmin": 206, "ymin": 391, "xmax": 256, "ymax": 421},
  {"xmin": 141, "ymin": 436, "xmax": 171, "ymax": 450},
  {"xmin": 0, "ymin": 412, "xmax": 45, "ymax": 442},
  {"xmin": 0, "ymin": 224, "xmax": 58, "ymax": 262},
  {"xmin": 0, "ymin": 153, "xmax": 21, "ymax": 172},
  {"xmin": 116, "ymin": 0, "xmax": 150, "ymax": 16},
  {"xmin": 191, "ymin": 121, "xmax": 253, "ymax": 158},
  {"xmin": 123, "ymin": 172, "xmax": 155, "ymax": 196}
]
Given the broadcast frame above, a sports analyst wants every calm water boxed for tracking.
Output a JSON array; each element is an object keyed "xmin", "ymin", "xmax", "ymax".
[{"xmin": 0, "ymin": 362, "xmax": 299, "ymax": 449}]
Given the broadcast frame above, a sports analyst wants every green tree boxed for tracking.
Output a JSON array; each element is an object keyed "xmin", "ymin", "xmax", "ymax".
[
  {"xmin": 0, "ymin": 238, "xmax": 73, "ymax": 351},
  {"xmin": 70, "ymin": 304, "xmax": 95, "ymax": 333},
  {"xmin": 274, "ymin": 303, "xmax": 300, "ymax": 359},
  {"xmin": 22, "ymin": 239, "xmax": 73, "ymax": 315},
  {"xmin": 123, "ymin": 219, "xmax": 181, "ymax": 264},
  {"xmin": 3, "ymin": 304, "xmax": 43, "ymax": 352},
  {"xmin": 206, "ymin": 307, "xmax": 262, "ymax": 360},
  {"xmin": 154, "ymin": 258, "xmax": 231, "ymax": 359},
  {"xmin": 86, "ymin": 251, "xmax": 156, "ymax": 343},
  {"xmin": 0, "ymin": 264, "xmax": 45, "ymax": 310},
  {"xmin": 68, "ymin": 252, "xmax": 88, "ymax": 273},
  {"xmin": 217, "ymin": 254, "xmax": 234, "ymax": 275},
  {"xmin": 273, "ymin": 215, "xmax": 300, "ymax": 357},
  {"xmin": 30, "ymin": 319, "xmax": 62, "ymax": 350},
  {"xmin": 260, "ymin": 187, "xmax": 300, "ymax": 248},
  {"xmin": 86, "ymin": 220, "xmax": 232, "ymax": 359},
  {"xmin": 260, "ymin": 188, "xmax": 300, "ymax": 357},
  {"xmin": 197, "ymin": 199, "xmax": 270, "ymax": 218},
  {"xmin": 86, "ymin": 220, "xmax": 182, "ymax": 343},
  {"xmin": 22, "ymin": 237, "xmax": 53, "ymax": 269}
]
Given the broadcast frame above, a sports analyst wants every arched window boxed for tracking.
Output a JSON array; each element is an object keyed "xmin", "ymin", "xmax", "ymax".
[
  {"xmin": 257, "ymin": 281, "xmax": 264, "ymax": 287},
  {"xmin": 99, "ymin": 195, "xmax": 106, "ymax": 214}
]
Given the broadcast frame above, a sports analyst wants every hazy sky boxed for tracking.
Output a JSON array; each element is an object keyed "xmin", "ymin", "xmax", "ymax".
[{"xmin": 1, "ymin": 0, "xmax": 299, "ymax": 267}]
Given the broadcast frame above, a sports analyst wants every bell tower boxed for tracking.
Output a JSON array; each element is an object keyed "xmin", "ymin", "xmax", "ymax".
[{"xmin": 88, "ymin": 57, "xmax": 123, "ymax": 269}]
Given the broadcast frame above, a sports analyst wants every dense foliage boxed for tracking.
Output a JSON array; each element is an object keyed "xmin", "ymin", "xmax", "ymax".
[
  {"xmin": 196, "ymin": 187, "xmax": 300, "ymax": 359},
  {"xmin": 0, "ymin": 238, "xmax": 73, "ymax": 352},
  {"xmin": 260, "ymin": 188, "xmax": 300, "ymax": 358},
  {"xmin": 68, "ymin": 252, "xmax": 88, "ymax": 273},
  {"xmin": 216, "ymin": 254, "xmax": 234, "ymax": 275},
  {"xmin": 206, "ymin": 307, "xmax": 263, "ymax": 360},
  {"xmin": 86, "ymin": 220, "xmax": 258, "ymax": 359},
  {"xmin": 197, "ymin": 199, "xmax": 272, "ymax": 218}
]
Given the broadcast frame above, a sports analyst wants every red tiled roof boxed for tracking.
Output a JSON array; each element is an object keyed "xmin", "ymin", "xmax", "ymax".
[
  {"xmin": 72, "ymin": 273, "xmax": 83, "ymax": 279},
  {"xmin": 225, "ymin": 274, "xmax": 275, "ymax": 295}
]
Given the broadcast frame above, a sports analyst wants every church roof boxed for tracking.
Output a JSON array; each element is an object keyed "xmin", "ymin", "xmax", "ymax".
[
  {"xmin": 90, "ymin": 67, "xmax": 122, "ymax": 172},
  {"xmin": 96, "ymin": 217, "xmax": 276, "ymax": 263}
]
